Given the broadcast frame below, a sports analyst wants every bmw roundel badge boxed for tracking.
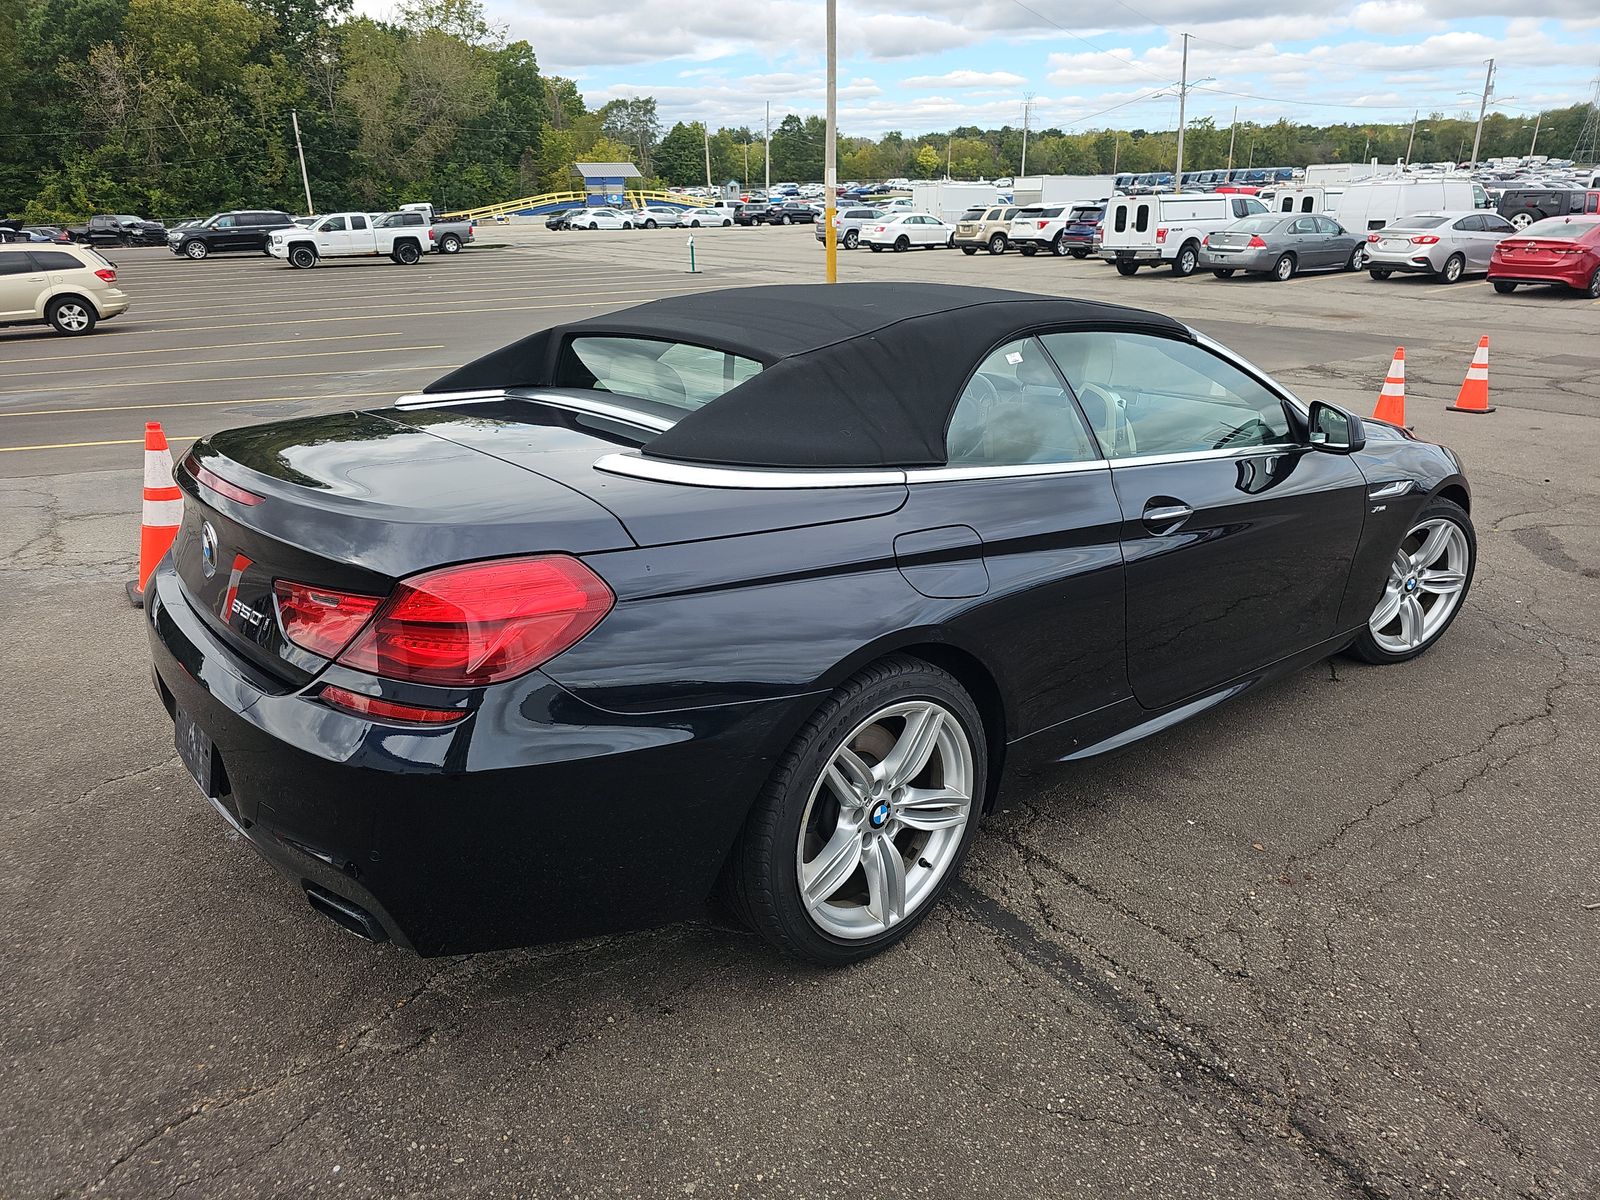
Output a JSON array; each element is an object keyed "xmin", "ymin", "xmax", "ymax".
[{"xmin": 200, "ymin": 521, "xmax": 218, "ymax": 578}]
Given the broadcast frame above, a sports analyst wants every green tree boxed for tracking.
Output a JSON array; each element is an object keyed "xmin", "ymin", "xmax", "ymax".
[{"xmin": 913, "ymin": 143, "xmax": 941, "ymax": 179}]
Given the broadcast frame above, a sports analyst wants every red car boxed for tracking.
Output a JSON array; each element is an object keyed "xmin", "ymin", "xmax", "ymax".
[{"xmin": 1488, "ymin": 215, "xmax": 1600, "ymax": 297}]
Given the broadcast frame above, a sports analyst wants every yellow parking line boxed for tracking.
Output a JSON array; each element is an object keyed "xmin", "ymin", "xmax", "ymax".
[
  {"xmin": 0, "ymin": 434, "xmax": 199, "ymax": 453},
  {"xmin": 0, "ymin": 332, "xmax": 404, "ymax": 365},
  {"xmin": 0, "ymin": 390, "xmax": 399, "ymax": 418},
  {"xmin": 13, "ymin": 362, "xmax": 449, "ymax": 395},
  {"xmin": 0, "ymin": 344, "xmax": 445, "ymax": 380}
]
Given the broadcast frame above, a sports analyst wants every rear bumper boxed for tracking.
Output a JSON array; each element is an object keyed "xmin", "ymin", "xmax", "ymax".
[
  {"xmin": 1365, "ymin": 252, "xmax": 1441, "ymax": 274},
  {"xmin": 1198, "ymin": 248, "xmax": 1275, "ymax": 271},
  {"xmin": 1487, "ymin": 264, "xmax": 1587, "ymax": 287},
  {"xmin": 144, "ymin": 560, "xmax": 808, "ymax": 956},
  {"xmin": 1100, "ymin": 247, "xmax": 1164, "ymax": 263}
]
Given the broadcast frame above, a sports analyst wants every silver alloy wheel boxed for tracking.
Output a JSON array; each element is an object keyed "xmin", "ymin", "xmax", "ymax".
[
  {"xmin": 54, "ymin": 302, "xmax": 90, "ymax": 331},
  {"xmin": 1442, "ymin": 254, "xmax": 1463, "ymax": 283},
  {"xmin": 1368, "ymin": 517, "xmax": 1470, "ymax": 654},
  {"xmin": 1511, "ymin": 211, "xmax": 1533, "ymax": 228},
  {"xmin": 796, "ymin": 700, "xmax": 974, "ymax": 940},
  {"xmin": 184, "ymin": 240, "xmax": 207, "ymax": 259},
  {"xmin": 1348, "ymin": 245, "xmax": 1365, "ymax": 269}
]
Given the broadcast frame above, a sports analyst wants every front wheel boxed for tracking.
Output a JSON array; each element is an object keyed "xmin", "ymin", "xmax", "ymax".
[
  {"xmin": 47, "ymin": 296, "xmax": 96, "ymax": 335},
  {"xmin": 392, "ymin": 241, "xmax": 421, "ymax": 265},
  {"xmin": 725, "ymin": 655, "xmax": 987, "ymax": 965},
  {"xmin": 438, "ymin": 233, "xmax": 462, "ymax": 254},
  {"xmin": 843, "ymin": 229, "xmax": 859, "ymax": 249},
  {"xmin": 288, "ymin": 245, "xmax": 317, "ymax": 269},
  {"xmin": 1492, "ymin": 280, "xmax": 1517, "ymax": 294},
  {"xmin": 1346, "ymin": 500, "xmax": 1475, "ymax": 664},
  {"xmin": 182, "ymin": 240, "xmax": 208, "ymax": 260}
]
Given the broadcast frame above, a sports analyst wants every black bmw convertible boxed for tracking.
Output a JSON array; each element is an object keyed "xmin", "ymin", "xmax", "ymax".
[{"xmin": 147, "ymin": 283, "xmax": 1475, "ymax": 964}]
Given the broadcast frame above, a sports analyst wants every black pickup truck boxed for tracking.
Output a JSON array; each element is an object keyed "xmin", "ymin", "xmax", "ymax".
[{"xmin": 69, "ymin": 214, "xmax": 169, "ymax": 246}]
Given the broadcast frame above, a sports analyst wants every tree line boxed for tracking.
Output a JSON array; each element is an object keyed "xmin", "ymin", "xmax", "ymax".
[{"xmin": 1, "ymin": 0, "xmax": 1594, "ymax": 222}]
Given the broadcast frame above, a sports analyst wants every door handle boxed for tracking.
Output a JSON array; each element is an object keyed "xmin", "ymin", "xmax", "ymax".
[{"xmin": 1142, "ymin": 502, "xmax": 1193, "ymax": 531}]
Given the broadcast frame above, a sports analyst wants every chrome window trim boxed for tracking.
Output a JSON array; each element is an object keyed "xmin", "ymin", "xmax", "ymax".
[
  {"xmin": 1185, "ymin": 327, "xmax": 1309, "ymax": 417},
  {"xmin": 394, "ymin": 389, "xmax": 675, "ymax": 433},
  {"xmin": 906, "ymin": 458, "xmax": 1110, "ymax": 482},
  {"xmin": 594, "ymin": 452, "xmax": 905, "ymax": 489},
  {"xmin": 1105, "ymin": 443, "xmax": 1302, "ymax": 468}
]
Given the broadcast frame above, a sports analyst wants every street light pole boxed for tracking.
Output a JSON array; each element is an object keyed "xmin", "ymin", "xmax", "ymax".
[
  {"xmin": 1226, "ymin": 105, "xmax": 1237, "ymax": 172},
  {"xmin": 1173, "ymin": 32, "xmax": 1190, "ymax": 193},
  {"xmin": 1469, "ymin": 58, "xmax": 1495, "ymax": 167},
  {"xmin": 291, "ymin": 109, "xmax": 314, "ymax": 215},
  {"xmin": 824, "ymin": 0, "xmax": 837, "ymax": 283},
  {"xmin": 1405, "ymin": 109, "xmax": 1418, "ymax": 165},
  {"xmin": 1528, "ymin": 111, "xmax": 1542, "ymax": 157},
  {"xmin": 764, "ymin": 101, "xmax": 771, "ymax": 192}
]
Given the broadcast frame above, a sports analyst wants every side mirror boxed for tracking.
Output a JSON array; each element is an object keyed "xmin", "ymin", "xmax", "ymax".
[{"xmin": 1307, "ymin": 401, "xmax": 1366, "ymax": 455}]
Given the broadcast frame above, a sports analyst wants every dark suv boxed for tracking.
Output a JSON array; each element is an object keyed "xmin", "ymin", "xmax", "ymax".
[
  {"xmin": 766, "ymin": 201, "xmax": 818, "ymax": 225},
  {"xmin": 1496, "ymin": 188, "xmax": 1600, "ymax": 229},
  {"xmin": 1060, "ymin": 203, "xmax": 1106, "ymax": 258},
  {"xmin": 70, "ymin": 214, "xmax": 168, "ymax": 246},
  {"xmin": 733, "ymin": 203, "xmax": 771, "ymax": 226},
  {"xmin": 170, "ymin": 209, "xmax": 295, "ymax": 258}
]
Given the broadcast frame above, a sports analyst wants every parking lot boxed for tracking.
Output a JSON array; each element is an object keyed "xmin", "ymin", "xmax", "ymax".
[{"xmin": 3, "ymin": 225, "xmax": 1598, "ymax": 1198}]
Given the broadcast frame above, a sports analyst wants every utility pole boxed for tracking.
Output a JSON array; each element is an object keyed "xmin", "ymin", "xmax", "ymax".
[
  {"xmin": 1173, "ymin": 33, "xmax": 1190, "ymax": 193},
  {"xmin": 945, "ymin": 135, "xmax": 952, "ymax": 180},
  {"xmin": 742, "ymin": 138, "xmax": 749, "ymax": 188},
  {"xmin": 291, "ymin": 109, "xmax": 314, "ymax": 215},
  {"xmin": 824, "ymin": 0, "xmax": 837, "ymax": 284},
  {"xmin": 1112, "ymin": 130, "xmax": 1120, "ymax": 174},
  {"xmin": 1020, "ymin": 93, "xmax": 1033, "ymax": 177},
  {"xmin": 1469, "ymin": 58, "xmax": 1495, "ymax": 168},
  {"xmin": 703, "ymin": 123, "xmax": 712, "ymax": 190},
  {"xmin": 1226, "ymin": 106, "xmax": 1237, "ymax": 172},
  {"xmin": 764, "ymin": 101, "xmax": 771, "ymax": 192},
  {"xmin": 1528, "ymin": 111, "xmax": 1542, "ymax": 157},
  {"xmin": 1405, "ymin": 109, "xmax": 1418, "ymax": 164}
]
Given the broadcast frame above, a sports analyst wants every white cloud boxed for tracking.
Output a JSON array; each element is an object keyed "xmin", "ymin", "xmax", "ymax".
[{"xmin": 902, "ymin": 69, "xmax": 1028, "ymax": 88}]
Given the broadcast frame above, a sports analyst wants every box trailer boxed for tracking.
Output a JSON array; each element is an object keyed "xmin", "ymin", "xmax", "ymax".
[
  {"xmin": 1010, "ymin": 175, "xmax": 1120, "ymax": 208},
  {"xmin": 907, "ymin": 182, "xmax": 1002, "ymax": 223}
]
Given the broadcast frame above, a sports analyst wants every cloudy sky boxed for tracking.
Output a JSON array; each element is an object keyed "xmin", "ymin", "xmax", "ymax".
[{"xmin": 382, "ymin": 0, "xmax": 1600, "ymax": 138}]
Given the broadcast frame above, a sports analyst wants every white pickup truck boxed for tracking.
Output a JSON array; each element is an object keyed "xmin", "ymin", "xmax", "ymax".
[{"xmin": 267, "ymin": 211, "xmax": 432, "ymax": 268}]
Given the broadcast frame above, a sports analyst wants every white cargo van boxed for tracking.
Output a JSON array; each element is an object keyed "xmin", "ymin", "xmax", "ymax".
[
  {"xmin": 1262, "ymin": 186, "xmax": 1342, "ymax": 214},
  {"xmin": 1332, "ymin": 178, "xmax": 1490, "ymax": 231},
  {"xmin": 1099, "ymin": 192, "xmax": 1268, "ymax": 276}
]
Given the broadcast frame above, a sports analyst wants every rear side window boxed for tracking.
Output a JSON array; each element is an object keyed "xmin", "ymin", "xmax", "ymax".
[
  {"xmin": 1134, "ymin": 204, "xmax": 1150, "ymax": 233},
  {"xmin": 560, "ymin": 336, "xmax": 762, "ymax": 413},
  {"xmin": 30, "ymin": 250, "xmax": 83, "ymax": 270},
  {"xmin": 946, "ymin": 337, "xmax": 1100, "ymax": 467},
  {"xmin": 1113, "ymin": 206, "xmax": 1128, "ymax": 232},
  {"xmin": 350, "ymin": 215, "xmax": 369, "ymax": 231},
  {"xmin": 0, "ymin": 252, "xmax": 32, "ymax": 276},
  {"xmin": 1042, "ymin": 331, "xmax": 1291, "ymax": 460}
]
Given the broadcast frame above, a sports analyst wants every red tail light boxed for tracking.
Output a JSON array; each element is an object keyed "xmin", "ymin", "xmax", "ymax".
[
  {"xmin": 275, "ymin": 580, "xmax": 383, "ymax": 659},
  {"xmin": 337, "ymin": 555, "xmax": 614, "ymax": 686},
  {"xmin": 1155, "ymin": 227, "xmax": 1168, "ymax": 243},
  {"xmin": 1037, "ymin": 220, "xmax": 1048, "ymax": 229},
  {"xmin": 1246, "ymin": 235, "xmax": 1267, "ymax": 248},
  {"xmin": 1201, "ymin": 234, "xmax": 1209, "ymax": 246},
  {"xmin": 427, "ymin": 228, "xmax": 435, "ymax": 240},
  {"xmin": 320, "ymin": 685, "xmax": 464, "ymax": 725},
  {"xmin": 94, "ymin": 267, "xmax": 116, "ymax": 281},
  {"xmin": 1410, "ymin": 235, "xmax": 1440, "ymax": 245},
  {"xmin": 185, "ymin": 458, "xmax": 264, "ymax": 506},
  {"xmin": 1367, "ymin": 233, "xmax": 1380, "ymax": 242}
]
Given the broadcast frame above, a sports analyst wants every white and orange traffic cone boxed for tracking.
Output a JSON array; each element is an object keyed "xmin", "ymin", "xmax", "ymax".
[
  {"xmin": 126, "ymin": 422, "xmax": 182, "ymax": 607},
  {"xmin": 1447, "ymin": 335, "xmax": 1495, "ymax": 414},
  {"xmin": 1372, "ymin": 347, "xmax": 1408, "ymax": 427}
]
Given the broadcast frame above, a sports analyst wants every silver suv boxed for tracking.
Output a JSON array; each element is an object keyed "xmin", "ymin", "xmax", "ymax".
[{"xmin": 814, "ymin": 207, "xmax": 884, "ymax": 248}]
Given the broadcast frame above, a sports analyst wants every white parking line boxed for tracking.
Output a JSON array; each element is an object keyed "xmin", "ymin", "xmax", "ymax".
[
  {"xmin": 0, "ymin": 390, "xmax": 401, "ymax": 419},
  {"xmin": 11, "ymin": 362, "xmax": 450, "ymax": 395},
  {"xmin": 0, "ymin": 344, "xmax": 442, "ymax": 380},
  {"xmin": 0, "ymin": 331, "xmax": 404, "ymax": 366}
]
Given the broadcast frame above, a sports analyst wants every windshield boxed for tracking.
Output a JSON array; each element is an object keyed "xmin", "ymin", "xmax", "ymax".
[{"xmin": 558, "ymin": 336, "xmax": 762, "ymax": 413}]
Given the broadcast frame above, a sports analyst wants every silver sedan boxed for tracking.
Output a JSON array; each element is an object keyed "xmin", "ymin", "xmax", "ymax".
[
  {"xmin": 1364, "ymin": 211, "xmax": 1517, "ymax": 284},
  {"xmin": 1200, "ymin": 213, "xmax": 1366, "ymax": 280}
]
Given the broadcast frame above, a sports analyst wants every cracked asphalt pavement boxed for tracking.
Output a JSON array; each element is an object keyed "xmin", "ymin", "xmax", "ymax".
[{"xmin": 2, "ymin": 227, "xmax": 1598, "ymax": 1198}]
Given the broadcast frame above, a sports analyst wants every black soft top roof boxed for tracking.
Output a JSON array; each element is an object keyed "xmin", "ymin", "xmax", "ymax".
[{"xmin": 425, "ymin": 283, "xmax": 1185, "ymax": 468}]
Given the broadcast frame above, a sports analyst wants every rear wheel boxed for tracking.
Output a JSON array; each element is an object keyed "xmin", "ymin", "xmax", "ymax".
[
  {"xmin": 988, "ymin": 233, "xmax": 1006, "ymax": 255},
  {"xmin": 47, "ymin": 296, "xmax": 96, "ymax": 335},
  {"xmin": 288, "ymin": 245, "xmax": 317, "ymax": 269},
  {"xmin": 780, "ymin": 215, "xmax": 792, "ymax": 225},
  {"xmin": 1492, "ymin": 280, "xmax": 1517, "ymax": 294},
  {"xmin": 1050, "ymin": 232, "xmax": 1068, "ymax": 257},
  {"xmin": 181, "ymin": 240, "xmax": 208, "ymax": 259},
  {"xmin": 868, "ymin": 243, "xmax": 882, "ymax": 252},
  {"xmin": 894, "ymin": 235, "xmax": 909, "ymax": 252},
  {"xmin": 1437, "ymin": 253, "xmax": 1465, "ymax": 284},
  {"xmin": 1019, "ymin": 245, "xmax": 1037, "ymax": 257},
  {"xmin": 1212, "ymin": 268, "xmax": 1236, "ymax": 278},
  {"xmin": 1115, "ymin": 261, "xmax": 1138, "ymax": 276},
  {"xmin": 1346, "ymin": 244, "xmax": 1365, "ymax": 270},
  {"xmin": 1369, "ymin": 267, "xmax": 1392, "ymax": 280},
  {"xmin": 1069, "ymin": 248, "xmax": 1088, "ymax": 259},
  {"xmin": 438, "ymin": 232, "xmax": 462, "ymax": 254},
  {"xmin": 1172, "ymin": 242, "xmax": 1200, "ymax": 276},
  {"xmin": 1272, "ymin": 253, "xmax": 1297, "ymax": 281},
  {"xmin": 1347, "ymin": 500, "xmax": 1475, "ymax": 665},
  {"xmin": 726, "ymin": 656, "xmax": 986, "ymax": 965},
  {"xmin": 843, "ymin": 229, "xmax": 859, "ymax": 249},
  {"xmin": 644, "ymin": 219, "xmax": 657, "ymax": 229},
  {"xmin": 962, "ymin": 246, "xmax": 978, "ymax": 255},
  {"xmin": 1585, "ymin": 267, "xmax": 1600, "ymax": 299}
]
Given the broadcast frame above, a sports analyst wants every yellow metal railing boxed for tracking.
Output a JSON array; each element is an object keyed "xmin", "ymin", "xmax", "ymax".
[{"xmin": 444, "ymin": 189, "xmax": 715, "ymax": 220}]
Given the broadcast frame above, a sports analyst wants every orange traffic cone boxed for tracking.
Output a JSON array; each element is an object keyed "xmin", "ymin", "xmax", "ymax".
[
  {"xmin": 1447, "ymin": 335, "xmax": 1495, "ymax": 414},
  {"xmin": 1372, "ymin": 347, "xmax": 1407, "ymax": 426},
  {"xmin": 126, "ymin": 422, "xmax": 183, "ymax": 607}
]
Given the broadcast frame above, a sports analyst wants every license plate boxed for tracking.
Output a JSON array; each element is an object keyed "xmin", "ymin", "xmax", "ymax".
[
  {"xmin": 1381, "ymin": 239, "xmax": 1406, "ymax": 250},
  {"xmin": 174, "ymin": 708, "xmax": 217, "ymax": 800}
]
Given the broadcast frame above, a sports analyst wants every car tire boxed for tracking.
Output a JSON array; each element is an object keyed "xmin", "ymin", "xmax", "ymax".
[
  {"xmin": 869, "ymin": 243, "xmax": 883, "ymax": 252},
  {"xmin": 894, "ymin": 236, "xmax": 909, "ymax": 252},
  {"xmin": 1115, "ymin": 262, "xmax": 1138, "ymax": 276},
  {"xmin": 622, "ymin": 222, "xmax": 633, "ymax": 230},
  {"xmin": 644, "ymin": 219, "xmax": 657, "ymax": 229},
  {"xmin": 1172, "ymin": 242, "xmax": 1200, "ymax": 276},
  {"xmin": 780, "ymin": 215, "xmax": 792, "ymax": 225},
  {"xmin": 288, "ymin": 245, "xmax": 317, "ymax": 269},
  {"xmin": 1510, "ymin": 212, "xmax": 1534, "ymax": 229},
  {"xmin": 439, "ymin": 233, "xmax": 462, "ymax": 254},
  {"xmin": 1346, "ymin": 245, "xmax": 1365, "ymax": 270},
  {"xmin": 844, "ymin": 230, "xmax": 859, "ymax": 249},
  {"xmin": 1492, "ymin": 280, "xmax": 1517, "ymax": 294},
  {"xmin": 46, "ymin": 296, "xmax": 96, "ymax": 335},
  {"xmin": 962, "ymin": 246, "xmax": 978, "ymax": 255},
  {"xmin": 587, "ymin": 222, "xmax": 598, "ymax": 230},
  {"xmin": 1585, "ymin": 267, "xmax": 1600, "ymax": 299},
  {"xmin": 1272, "ymin": 253, "xmax": 1297, "ymax": 281},
  {"xmin": 725, "ymin": 654, "xmax": 987, "ymax": 966},
  {"xmin": 393, "ymin": 241, "xmax": 421, "ymax": 265},
  {"xmin": 1212, "ymin": 268, "xmax": 1236, "ymax": 278},
  {"xmin": 1051, "ymin": 233, "xmax": 1068, "ymax": 257},
  {"xmin": 721, "ymin": 219, "xmax": 732, "ymax": 228},
  {"xmin": 1438, "ymin": 253, "xmax": 1465, "ymax": 284},
  {"xmin": 181, "ymin": 240, "xmax": 208, "ymax": 260},
  {"xmin": 1019, "ymin": 246, "xmax": 1038, "ymax": 257},
  {"xmin": 988, "ymin": 234, "xmax": 1006, "ymax": 255},
  {"xmin": 1069, "ymin": 248, "xmax": 1088, "ymax": 259},
  {"xmin": 1345, "ymin": 498, "xmax": 1475, "ymax": 665},
  {"xmin": 1369, "ymin": 268, "xmax": 1392, "ymax": 280}
]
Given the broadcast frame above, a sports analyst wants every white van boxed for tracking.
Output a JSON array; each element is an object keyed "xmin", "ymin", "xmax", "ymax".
[
  {"xmin": 1099, "ymin": 192, "xmax": 1268, "ymax": 276},
  {"xmin": 1261, "ymin": 186, "xmax": 1343, "ymax": 215},
  {"xmin": 1331, "ymin": 178, "xmax": 1490, "ymax": 231}
]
